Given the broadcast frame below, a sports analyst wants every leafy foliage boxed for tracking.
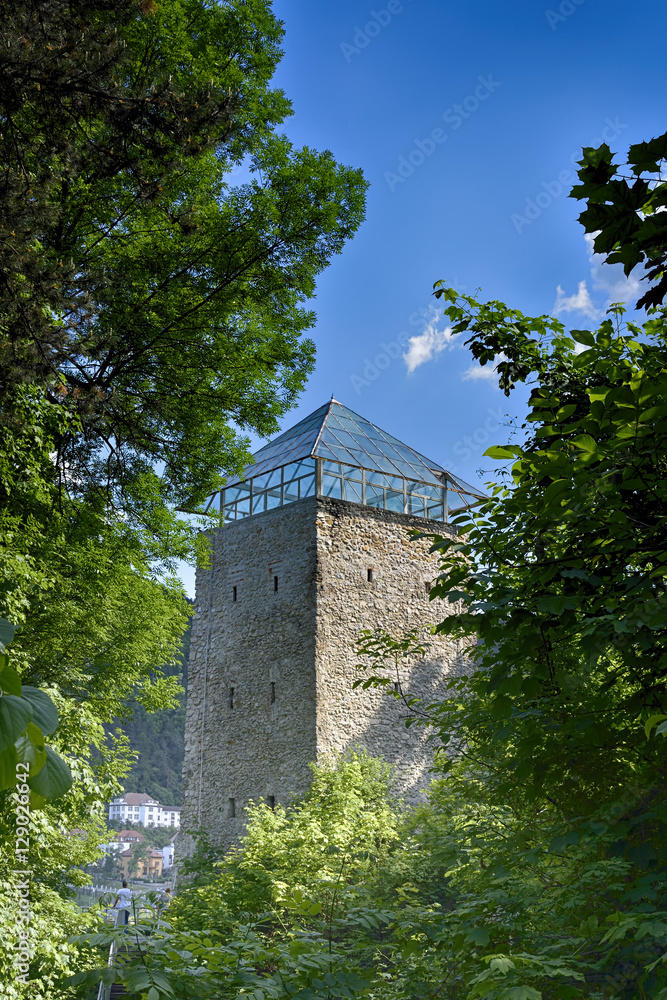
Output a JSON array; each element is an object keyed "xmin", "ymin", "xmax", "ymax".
[
  {"xmin": 0, "ymin": 616, "xmax": 71, "ymax": 801},
  {"xmin": 571, "ymin": 132, "xmax": 667, "ymax": 309},
  {"xmin": 106, "ymin": 621, "xmax": 190, "ymax": 807},
  {"xmin": 405, "ymin": 135, "xmax": 667, "ymax": 997},
  {"xmin": 0, "ymin": 2, "xmax": 366, "ymax": 996},
  {"xmin": 0, "ymin": 0, "xmax": 367, "ymax": 534}
]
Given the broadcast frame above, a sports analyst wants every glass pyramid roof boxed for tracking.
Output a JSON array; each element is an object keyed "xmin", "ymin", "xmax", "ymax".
[{"xmin": 226, "ymin": 399, "xmax": 485, "ymax": 507}]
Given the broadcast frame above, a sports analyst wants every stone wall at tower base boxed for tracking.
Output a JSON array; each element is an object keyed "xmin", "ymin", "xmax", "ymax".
[{"xmin": 179, "ymin": 496, "xmax": 469, "ymax": 857}]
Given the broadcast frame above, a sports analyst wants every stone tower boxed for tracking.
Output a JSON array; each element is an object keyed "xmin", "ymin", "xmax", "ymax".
[{"xmin": 180, "ymin": 400, "xmax": 482, "ymax": 851}]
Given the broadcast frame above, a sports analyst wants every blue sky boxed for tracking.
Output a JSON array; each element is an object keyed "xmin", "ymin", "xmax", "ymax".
[{"xmin": 180, "ymin": 0, "xmax": 667, "ymax": 593}]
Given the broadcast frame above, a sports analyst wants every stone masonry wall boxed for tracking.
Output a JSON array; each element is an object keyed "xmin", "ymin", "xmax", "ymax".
[
  {"xmin": 181, "ymin": 499, "xmax": 319, "ymax": 852},
  {"xmin": 314, "ymin": 497, "xmax": 466, "ymax": 803},
  {"xmin": 180, "ymin": 495, "xmax": 466, "ymax": 854}
]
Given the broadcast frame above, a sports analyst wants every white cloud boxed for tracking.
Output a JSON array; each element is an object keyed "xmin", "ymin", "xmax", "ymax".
[
  {"xmin": 461, "ymin": 354, "xmax": 507, "ymax": 383},
  {"xmin": 553, "ymin": 279, "xmax": 601, "ymax": 320},
  {"xmin": 403, "ymin": 312, "xmax": 456, "ymax": 373},
  {"xmin": 584, "ymin": 232, "xmax": 642, "ymax": 305},
  {"xmin": 553, "ymin": 232, "xmax": 643, "ymax": 321}
]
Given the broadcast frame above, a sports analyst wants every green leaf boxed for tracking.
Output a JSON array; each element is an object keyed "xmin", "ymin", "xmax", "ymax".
[
  {"xmin": 147, "ymin": 988, "xmax": 160, "ymax": 1000},
  {"xmin": 0, "ymin": 664, "xmax": 22, "ymax": 697},
  {"xmin": 497, "ymin": 988, "xmax": 542, "ymax": 1000},
  {"xmin": 20, "ymin": 687, "xmax": 59, "ymax": 736},
  {"xmin": 543, "ymin": 479, "xmax": 569, "ymax": 504},
  {"xmin": 484, "ymin": 445, "xmax": 523, "ymax": 460},
  {"xmin": 645, "ymin": 714, "xmax": 667, "ymax": 738},
  {"xmin": 571, "ymin": 329, "xmax": 595, "ymax": 347},
  {"xmin": 489, "ymin": 956, "xmax": 515, "ymax": 975},
  {"xmin": 0, "ymin": 745, "xmax": 19, "ymax": 790},
  {"xmin": 0, "ymin": 695, "xmax": 33, "ymax": 751},
  {"xmin": 466, "ymin": 926, "xmax": 491, "ymax": 946},
  {"xmin": 571, "ymin": 434, "xmax": 598, "ymax": 452},
  {"xmin": 0, "ymin": 618, "xmax": 16, "ymax": 652},
  {"xmin": 15, "ymin": 722, "xmax": 47, "ymax": 777},
  {"xmin": 27, "ymin": 745, "xmax": 72, "ymax": 801}
]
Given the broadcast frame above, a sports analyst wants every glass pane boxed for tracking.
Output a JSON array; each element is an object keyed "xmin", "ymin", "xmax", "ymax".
[
  {"xmin": 282, "ymin": 458, "xmax": 316, "ymax": 481},
  {"xmin": 301, "ymin": 476, "xmax": 315, "ymax": 498},
  {"xmin": 236, "ymin": 497, "xmax": 250, "ymax": 516},
  {"xmin": 446, "ymin": 473, "xmax": 481, "ymax": 496},
  {"xmin": 266, "ymin": 492, "xmax": 282, "ymax": 510},
  {"xmin": 253, "ymin": 468, "xmax": 281, "ymax": 490},
  {"xmin": 252, "ymin": 492, "xmax": 266, "ymax": 514},
  {"xmin": 224, "ymin": 485, "xmax": 250, "ymax": 503},
  {"xmin": 331, "ymin": 413, "xmax": 361, "ymax": 433},
  {"xmin": 408, "ymin": 494, "xmax": 426, "ymax": 516},
  {"xmin": 322, "ymin": 474, "xmax": 343, "ymax": 499},
  {"xmin": 347, "ymin": 454, "xmax": 369, "ymax": 473},
  {"xmin": 366, "ymin": 484, "xmax": 384, "ymax": 508},
  {"xmin": 283, "ymin": 482, "xmax": 300, "ymax": 504},
  {"xmin": 359, "ymin": 441, "xmax": 385, "ymax": 456},
  {"xmin": 322, "ymin": 460, "xmax": 343, "ymax": 475},
  {"xmin": 392, "ymin": 458, "xmax": 424, "ymax": 479},
  {"xmin": 366, "ymin": 471, "xmax": 404, "ymax": 491},
  {"xmin": 344, "ymin": 479, "xmax": 362, "ymax": 503},
  {"xmin": 426, "ymin": 502, "xmax": 444, "ymax": 521},
  {"xmin": 322, "ymin": 443, "xmax": 355, "ymax": 464},
  {"xmin": 327, "ymin": 428, "xmax": 361, "ymax": 451},
  {"xmin": 386, "ymin": 490, "xmax": 405, "ymax": 513}
]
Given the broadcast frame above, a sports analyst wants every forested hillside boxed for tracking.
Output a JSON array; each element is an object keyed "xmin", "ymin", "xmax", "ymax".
[{"xmin": 107, "ymin": 623, "xmax": 190, "ymax": 807}]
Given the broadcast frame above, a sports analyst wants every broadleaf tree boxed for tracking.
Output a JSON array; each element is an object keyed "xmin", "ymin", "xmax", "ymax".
[
  {"xmin": 355, "ymin": 132, "xmax": 667, "ymax": 999},
  {"xmin": 0, "ymin": 2, "xmax": 367, "ymax": 995}
]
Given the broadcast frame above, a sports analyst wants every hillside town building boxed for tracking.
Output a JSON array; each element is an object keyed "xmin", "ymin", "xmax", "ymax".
[
  {"xmin": 108, "ymin": 793, "xmax": 181, "ymax": 829},
  {"xmin": 180, "ymin": 400, "xmax": 483, "ymax": 852}
]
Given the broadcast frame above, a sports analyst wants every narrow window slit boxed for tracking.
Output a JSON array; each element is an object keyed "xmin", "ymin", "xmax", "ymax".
[
  {"xmin": 228, "ymin": 798, "xmax": 235, "ymax": 818},
  {"xmin": 229, "ymin": 686, "xmax": 235, "ymax": 709},
  {"xmin": 267, "ymin": 795, "xmax": 275, "ymax": 810},
  {"xmin": 232, "ymin": 585, "xmax": 237, "ymax": 602},
  {"xmin": 367, "ymin": 568, "xmax": 374, "ymax": 582},
  {"xmin": 273, "ymin": 575, "xmax": 279, "ymax": 592},
  {"xmin": 270, "ymin": 681, "xmax": 276, "ymax": 704}
]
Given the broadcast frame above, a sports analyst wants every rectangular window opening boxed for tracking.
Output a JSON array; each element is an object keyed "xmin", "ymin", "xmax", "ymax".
[
  {"xmin": 394, "ymin": 681, "xmax": 400, "ymax": 693},
  {"xmin": 267, "ymin": 795, "xmax": 275, "ymax": 810},
  {"xmin": 273, "ymin": 575, "xmax": 279, "ymax": 592},
  {"xmin": 228, "ymin": 798, "xmax": 236, "ymax": 819},
  {"xmin": 229, "ymin": 686, "xmax": 235, "ymax": 709},
  {"xmin": 270, "ymin": 681, "xmax": 276, "ymax": 704},
  {"xmin": 232, "ymin": 585, "xmax": 237, "ymax": 602},
  {"xmin": 367, "ymin": 568, "xmax": 374, "ymax": 582}
]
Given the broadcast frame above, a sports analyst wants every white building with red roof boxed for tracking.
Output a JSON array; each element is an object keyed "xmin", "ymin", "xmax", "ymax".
[{"xmin": 108, "ymin": 793, "xmax": 181, "ymax": 829}]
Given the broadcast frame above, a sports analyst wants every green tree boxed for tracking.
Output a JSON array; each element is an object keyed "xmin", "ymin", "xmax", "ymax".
[
  {"xmin": 0, "ymin": 0, "xmax": 367, "ymax": 540},
  {"xmin": 130, "ymin": 839, "xmax": 151, "ymax": 878},
  {"xmin": 348, "ymin": 132, "xmax": 667, "ymax": 999},
  {"xmin": 573, "ymin": 131, "xmax": 667, "ymax": 309},
  {"xmin": 409, "ymin": 137, "xmax": 667, "ymax": 997},
  {"xmin": 107, "ymin": 620, "xmax": 190, "ymax": 807}
]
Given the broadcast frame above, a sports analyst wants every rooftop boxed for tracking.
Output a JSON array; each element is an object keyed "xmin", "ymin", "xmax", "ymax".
[
  {"xmin": 208, "ymin": 399, "xmax": 485, "ymax": 524},
  {"xmin": 113, "ymin": 793, "xmax": 157, "ymax": 806}
]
